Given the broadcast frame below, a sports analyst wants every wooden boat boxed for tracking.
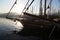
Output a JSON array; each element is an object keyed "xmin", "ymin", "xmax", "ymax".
[
  {"xmin": 6, "ymin": 0, "xmax": 60, "ymax": 39},
  {"xmin": 16, "ymin": 0, "xmax": 57, "ymax": 30}
]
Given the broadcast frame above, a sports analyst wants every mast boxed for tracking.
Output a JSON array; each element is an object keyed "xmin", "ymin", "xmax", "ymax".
[
  {"xmin": 44, "ymin": 0, "xmax": 47, "ymax": 17},
  {"xmin": 39, "ymin": 0, "xmax": 42, "ymax": 16}
]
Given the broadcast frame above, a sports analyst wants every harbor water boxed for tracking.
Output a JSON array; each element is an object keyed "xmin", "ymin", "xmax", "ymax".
[{"xmin": 0, "ymin": 18, "xmax": 40, "ymax": 40}]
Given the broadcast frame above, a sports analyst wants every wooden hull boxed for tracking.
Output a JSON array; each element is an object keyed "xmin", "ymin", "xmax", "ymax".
[
  {"xmin": 17, "ymin": 13, "xmax": 60, "ymax": 39},
  {"xmin": 16, "ymin": 12, "xmax": 60, "ymax": 31}
]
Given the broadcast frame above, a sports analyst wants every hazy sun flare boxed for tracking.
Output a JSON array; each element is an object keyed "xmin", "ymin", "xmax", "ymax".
[{"xmin": 12, "ymin": 3, "xmax": 24, "ymax": 14}]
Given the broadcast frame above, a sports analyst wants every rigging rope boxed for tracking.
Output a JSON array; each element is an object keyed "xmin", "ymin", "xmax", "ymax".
[
  {"xmin": 25, "ymin": 0, "xmax": 34, "ymax": 12},
  {"xmin": 19, "ymin": 0, "xmax": 30, "ymax": 17},
  {"xmin": 19, "ymin": 0, "xmax": 34, "ymax": 17},
  {"xmin": 6, "ymin": 0, "xmax": 34, "ymax": 17},
  {"xmin": 22, "ymin": 0, "xmax": 30, "ymax": 13},
  {"xmin": 6, "ymin": 0, "xmax": 17, "ymax": 18},
  {"xmin": 47, "ymin": 0, "xmax": 52, "ymax": 9}
]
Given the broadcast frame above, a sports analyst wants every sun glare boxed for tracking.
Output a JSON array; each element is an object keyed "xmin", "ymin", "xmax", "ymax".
[{"xmin": 12, "ymin": 3, "xmax": 24, "ymax": 14}]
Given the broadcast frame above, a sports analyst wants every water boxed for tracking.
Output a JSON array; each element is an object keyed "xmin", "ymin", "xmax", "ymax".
[
  {"xmin": 0, "ymin": 18, "xmax": 59, "ymax": 40},
  {"xmin": 0, "ymin": 18, "xmax": 23, "ymax": 39},
  {"xmin": 0, "ymin": 18, "xmax": 41, "ymax": 40},
  {"xmin": 0, "ymin": 18, "xmax": 23, "ymax": 32}
]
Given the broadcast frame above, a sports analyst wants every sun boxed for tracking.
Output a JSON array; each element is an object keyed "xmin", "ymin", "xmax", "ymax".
[{"xmin": 12, "ymin": 3, "xmax": 24, "ymax": 14}]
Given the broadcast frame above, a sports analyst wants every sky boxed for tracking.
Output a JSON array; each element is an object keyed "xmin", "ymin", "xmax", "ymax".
[{"xmin": 0, "ymin": 0, "xmax": 60, "ymax": 15}]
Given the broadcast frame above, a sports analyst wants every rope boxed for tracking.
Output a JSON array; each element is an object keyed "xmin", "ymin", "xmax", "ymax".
[
  {"xmin": 6, "ymin": 0, "xmax": 17, "ymax": 18},
  {"xmin": 49, "ymin": 25, "xmax": 56, "ymax": 39},
  {"xmin": 19, "ymin": 0, "xmax": 34, "ymax": 17},
  {"xmin": 25, "ymin": 0, "xmax": 34, "ymax": 12},
  {"xmin": 19, "ymin": 0, "xmax": 30, "ymax": 17},
  {"xmin": 47, "ymin": 0, "xmax": 52, "ymax": 9},
  {"xmin": 22, "ymin": 0, "xmax": 30, "ymax": 13}
]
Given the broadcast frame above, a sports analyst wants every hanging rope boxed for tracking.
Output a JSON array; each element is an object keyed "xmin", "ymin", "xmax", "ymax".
[
  {"xmin": 19, "ymin": 0, "xmax": 30, "ymax": 17},
  {"xmin": 19, "ymin": 0, "xmax": 34, "ymax": 17},
  {"xmin": 6, "ymin": 0, "xmax": 17, "ymax": 18},
  {"xmin": 22, "ymin": 0, "xmax": 30, "ymax": 13},
  {"xmin": 25, "ymin": 0, "xmax": 34, "ymax": 12},
  {"xmin": 49, "ymin": 25, "xmax": 56, "ymax": 39},
  {"xmin": 47, "ymin": 0, "xmax": 52, "ymax": 9}
]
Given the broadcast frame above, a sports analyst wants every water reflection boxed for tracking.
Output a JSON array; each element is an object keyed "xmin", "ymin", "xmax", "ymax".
[
  {"xmin": 0, "ymin": 18, "xmax": 23, "ymax": 33},
  {"xmin": 14, "ymin": 20, "xmax": 23, "ymax": 31},
  {"xmin": 0, "ymin": 18, "xmax": 41, "ymax": 40}
]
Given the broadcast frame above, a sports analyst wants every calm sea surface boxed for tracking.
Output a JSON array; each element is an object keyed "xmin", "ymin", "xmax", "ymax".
[
  {"xmin": 0, "ymin": 18, "xmax": 40, "ymax": 40},
  {"xmin": 0, "ymin": 18, "xmax": 23, "ymax": 32}
]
